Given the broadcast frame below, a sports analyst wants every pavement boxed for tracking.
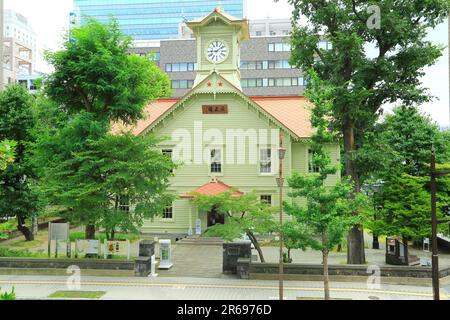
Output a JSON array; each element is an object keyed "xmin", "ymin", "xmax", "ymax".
[{"xmin": 0, "ymin": 274, "xmax": 448, "ymax": 300}]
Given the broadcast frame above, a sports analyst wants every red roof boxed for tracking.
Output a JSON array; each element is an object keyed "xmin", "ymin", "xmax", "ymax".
[
  {"xmin": 180, "ymin": 179, "xmax": 244, "ymax": 198},
  {"xmin": 112, "ymin": 96, "xmax": 314, "ymax": 139}
]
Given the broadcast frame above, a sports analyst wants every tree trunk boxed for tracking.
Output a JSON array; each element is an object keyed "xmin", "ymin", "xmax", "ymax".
[
  {"xmin": 403, "ymin": 236, "xmax": 409, "ymax": 265},
  {"xmin": 247, "ymin": 231, "xmax": 265, "ymax": 263},
  {"xmin": 343, "ymin": 122, "xmax": 365, "ymax": 264},
  {"xmin": 17, "ymin": 216, "xmax": 34, "ymax": 241},
  {"xmin": 111, "ymin": 229, "xmax": 116, "ymax": 240},
  {"xmin": 85, "ymin": 224, "xmax": 96, "ymax": 240},
  {"xmin": 322, "ymin": 233, "xmax": 330, "ymax": 300}
]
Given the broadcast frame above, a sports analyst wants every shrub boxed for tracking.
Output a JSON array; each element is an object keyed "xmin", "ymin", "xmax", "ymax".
[
  {"xmin": 0, "ymin": 287, "xmax": 16, "ymax": 300},
  {"xmin": 0, "ymin": 247, "xmax": 39, "ymax": 258},
  {"xmin": 69, "ymin": 231, "xmax": 139, "ymax": 242}
]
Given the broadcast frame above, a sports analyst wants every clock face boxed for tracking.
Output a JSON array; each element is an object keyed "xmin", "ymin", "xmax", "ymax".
[{"xmin": 206, "ymin": 40, "xmax": 229, "ymax": 63}]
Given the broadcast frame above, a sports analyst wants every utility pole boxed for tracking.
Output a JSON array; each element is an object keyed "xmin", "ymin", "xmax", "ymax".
[{"xmin": 0, "ymin": 0, "xmax": 4, "ymax": 91}]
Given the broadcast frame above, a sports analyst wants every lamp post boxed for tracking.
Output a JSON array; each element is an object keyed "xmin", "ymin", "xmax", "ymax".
[
  {"xmin": 276, "ymin": 132, "xmax": 286, "ymax": 301},
  {"xmin": 372, "ymin": 182, "xmax": 384, "ymax": 250}
]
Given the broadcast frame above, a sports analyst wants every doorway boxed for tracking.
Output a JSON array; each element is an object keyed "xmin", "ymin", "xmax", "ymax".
[{"xmin": 207, "ymin": 205, "xmax": 225, "ymax": 227}]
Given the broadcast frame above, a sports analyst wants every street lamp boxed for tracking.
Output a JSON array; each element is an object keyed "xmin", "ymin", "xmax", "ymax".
[
  {"xmin": 276, "ymin": 132, "xmax": 286, "ymax": 301},
  {"xmin": 372, "ymin": 182, "xmax": 384, "ymax": 250}
]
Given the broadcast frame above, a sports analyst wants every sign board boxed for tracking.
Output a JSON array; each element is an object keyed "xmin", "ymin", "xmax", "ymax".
[
  {"xmin": 195, "ymin": 219, "xmax": 202, "ymax": 235},
  {"xmin": 103, "ymin": 239, "xmax": 131, "ymax": 260},
  {"xmin": 75, "ymin": 240, "xmax": 100, "ymax": 257},
  {"xmin": 48, "ymin": 222, "xmax": 70, "ymax": 257},
  {"xmin": 158, "ymin": 239, "xmax": 173, "ymax": 269},
  {"xmin": 49, "ymin": 223, "xmax": 69, "ymax": 240}
]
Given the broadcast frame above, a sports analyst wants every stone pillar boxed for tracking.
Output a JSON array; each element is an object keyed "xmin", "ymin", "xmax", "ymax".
[
  {"xmin": 223, "ymin": 240, "xmax": 252, "ymax": 275},
  {"xmin": 134, "ymin": 257, "xmax": 152, "ymax": 277},
  {"xmin": 138, "ymin": 240, "xmax": 155, "ymax": 257}
]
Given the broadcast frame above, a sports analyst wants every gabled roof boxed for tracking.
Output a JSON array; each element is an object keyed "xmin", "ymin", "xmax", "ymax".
[
  {"xmin": 187, "ymin": 7, "xmax": 250, "ymax": 41},
  {"xmin": 112, "ymin": 71, "xmax": 315, "ymax": 140},
  {"xmin": 180, "ymin": 179, "xmax": 244, "ymax": 199}
]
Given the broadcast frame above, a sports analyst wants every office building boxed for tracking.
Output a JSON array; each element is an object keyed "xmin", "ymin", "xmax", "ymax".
[
  {"xmin": 2, "ymin": 9, "xmax": 37, "ymax": 85},
  {"xmin": 129, "ymin": 18, "xmax": 326, "ymax": 97},
  {"xmin": 73, "ymin": 0, "xmax": 246, "ymax": 40}
]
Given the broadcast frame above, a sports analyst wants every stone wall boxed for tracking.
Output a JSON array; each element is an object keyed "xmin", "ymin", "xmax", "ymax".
[
  {"xmin": 0, "ymin": 257, "xmax": 134, "ymax": 270},
  {"xmin": 236, "ymin": 262, "xmax": 450, "ymax": 279}
]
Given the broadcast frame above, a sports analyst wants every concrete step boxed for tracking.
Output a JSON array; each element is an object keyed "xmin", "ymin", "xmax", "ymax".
[{"xmin": 177, "ymin": 236, "xmax": 224, "ymax": 246}]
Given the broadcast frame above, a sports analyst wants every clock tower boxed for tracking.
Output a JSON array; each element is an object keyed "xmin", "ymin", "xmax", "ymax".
[{"xmin": 187, "ymin": 7, "xmax": 250, "ymax": 90}]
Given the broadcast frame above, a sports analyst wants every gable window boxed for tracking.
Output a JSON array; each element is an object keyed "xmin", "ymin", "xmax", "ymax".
[
  {"xmin": 118, "ymin": 196, "xmax": 130, "ymax": 213},
  {"xmin": 260, "ymin": 148, "xmax": 272, "ymax": 174},
  {"xmin": 210, "ymin": 149, "xmax": 222, "ymax": 173},
  {"xmin": 162, "ymin": 149, "xmax": 173, "ymax": 173},
  {"xmin": 308, "ymin": 149, "xmax": 320, "ymax": 173},
  {"xmin": 163, "ymin": 206, "xmax": 173, "ymax": 219},
  {"xmin": 260, "ymin": 195, "xmax": 272, "ymax": 205}
]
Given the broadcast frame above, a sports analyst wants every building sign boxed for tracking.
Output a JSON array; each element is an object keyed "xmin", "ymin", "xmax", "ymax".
[
  {"xmin": 202, "ymin": 105, "xmax": 228, "ymax": 114},
  {"xmin": 75, "ymin": 240, "xmax": 100, "ymax": 257},
  {"xmin": 103, "ymin": 239, "xmax": 131, "ymax": 260},
  {"xmin": 49, "ymin": 223, "xmax": 69, "ymax": 240}
]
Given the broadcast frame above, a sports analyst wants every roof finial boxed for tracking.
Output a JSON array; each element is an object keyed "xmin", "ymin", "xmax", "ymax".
[{"xmin": 216, "ymin": 0, "xmax": 224, "ymax": 12}]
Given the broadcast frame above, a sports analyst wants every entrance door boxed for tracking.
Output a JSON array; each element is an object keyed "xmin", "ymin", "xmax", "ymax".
[{"xmin": 207, "ymin": 206, "xmax": 225, "ymax": 227}]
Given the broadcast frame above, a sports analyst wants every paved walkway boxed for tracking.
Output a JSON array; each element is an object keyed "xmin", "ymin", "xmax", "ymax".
[
  {"xmin": 158, "ymin": 245, "xmax": 225, "ymax": 278},
  {"xmin": 0, "ymin": 274, "xmax": 447, "ymax": 300}
]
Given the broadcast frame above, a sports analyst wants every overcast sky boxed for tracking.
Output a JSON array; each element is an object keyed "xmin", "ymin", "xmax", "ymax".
[{"xmin": 4, "ymin": 0, "xmax": 449, "ymax": 127}]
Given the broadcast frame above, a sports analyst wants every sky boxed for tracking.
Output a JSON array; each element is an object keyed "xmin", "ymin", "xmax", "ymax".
[{"xmin": 3, "ymin": 0, "xmax": 449, "ymax": 127}]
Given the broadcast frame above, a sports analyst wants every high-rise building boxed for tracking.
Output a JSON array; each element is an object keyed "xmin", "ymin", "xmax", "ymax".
[
  {"xmin": 73, "ymin": 0, "xmax": 246, "ymax": 40},
  {"xmin": 2, "ymin": 9, "xmax": 37, "ymax": 85}
]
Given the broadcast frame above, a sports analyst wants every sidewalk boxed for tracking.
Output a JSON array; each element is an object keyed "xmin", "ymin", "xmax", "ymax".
[{"xmin": 0, "ymin": 274, "xmax": 447, "ymax": 300}]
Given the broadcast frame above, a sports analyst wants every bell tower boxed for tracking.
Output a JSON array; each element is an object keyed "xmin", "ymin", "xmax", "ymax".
[{"xmin": 187, "ymin": 7, "xmax": 250, "ymax": 90}]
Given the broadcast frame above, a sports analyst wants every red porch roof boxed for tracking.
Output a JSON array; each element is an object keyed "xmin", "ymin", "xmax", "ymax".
[{"xmin": 180, "ymin": 179, "xmax": 244, "ymax": 199}]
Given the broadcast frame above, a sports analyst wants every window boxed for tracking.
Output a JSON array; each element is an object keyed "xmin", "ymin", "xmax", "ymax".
[
  {"xmin": 270, "ymin": 31, "xmax": 276, "ymax": 36},
  {"xmin": 119, "ymin": 196, "xmax": 130, "ymax": 213},
  {"xmin": 162, "ymin": 149, "xmax": 173, "ymax": 173},
  {"xmin": 163, "ymin": 206, "xmax": 173, "ymax": 219},
  {"xmin": 179, "ymin": 63, "xmax": 188, "ymax": 72},
  {"xmin": 268, "ymin": 43, "xmax": 275, "ymax": 52},
  {"xmin": 165, "ymin": 64, "xmax": 172, "ymax": 72},
  {"xmin": 210, "ymin": 149, "xmax": 222, "ymax": 173},
  {"xmin": 256, "ymin": 31, "xmax": 262, "ymax": 36},
  {"xmin": 260, "ymin": 195, "xmax": 272, "ymax": 205},
  {"xmin": 308, "ymin": 149, "xmax": 320, "ymax": 173},
  {"xmin": 275, "ymin": 43, "xmax": 283, "ymax": 52},
  {"xmin": 260, "ymin": 148, "xmax": 272, "ymax": 174}
]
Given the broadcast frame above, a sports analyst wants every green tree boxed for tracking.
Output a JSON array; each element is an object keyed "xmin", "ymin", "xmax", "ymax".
[
  {"xmin": 36, "ymin": 18, "xmax": 171, "ymax": 238},
  {"xmin": 0, "ymin": 140, "xmax": 16, "ymax": 171},
  {"xmin": 284, "ymin": 72, "xmax": 365, "ymax": 300},
  {"xmin": 45, "ymin": 18, "xmax": 170, "ymax": 125},
  {"xmin": 192, "ymin": 191, "xmax": 277, "ymax": 262},
  {"xmin": 362, "ymin": 106, "xmax": 450, "ymax": 245},
  {"xmin": 288, "ymin": 0, "xmax": 449, "ymax": 264},
  {"xmin": 0, "ymin": 85, "xmax": 39, "ymax": 241},
  {"xmin": 40, "ymin": 132, "xmax": 176, "ymax": 239}
]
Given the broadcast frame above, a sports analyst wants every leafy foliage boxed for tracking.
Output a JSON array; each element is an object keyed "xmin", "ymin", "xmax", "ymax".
[
  {"xmin": 0, "ymin": 140, "xmax": 16, "ymax": 171},
  {"xmin": 284, "ymin": 72, "xmax": 368, "ymax": 299},
  {"xmin": 288, "ymin": 0, "xmax": 449, "ymax": 263},
  {"xmin": 33, "ymin": 18, "xmax": 172, "ymax": 238},
  {"xmin": 0, "ymin": 85, "xmax": 39, "ymax": 241},
  {"xmin": 44, "ymin": 18, "xmax": 170, "ymax": 125},
  {"xmin": 0, "ymin": 287, "xmax": 16, "ymax": 300},
  {"xmin": 362, "ymin": 106, "xmax": 450, "ymax": 239},
  {"xmin": 192, "ymin": 191, "xmax": 277, "ymax": 262}
]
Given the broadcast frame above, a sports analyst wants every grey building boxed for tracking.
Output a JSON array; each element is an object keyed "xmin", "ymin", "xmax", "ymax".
[{"xmin": 130, "ymin": 18, "xmax": 314, "ymax": 97}]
